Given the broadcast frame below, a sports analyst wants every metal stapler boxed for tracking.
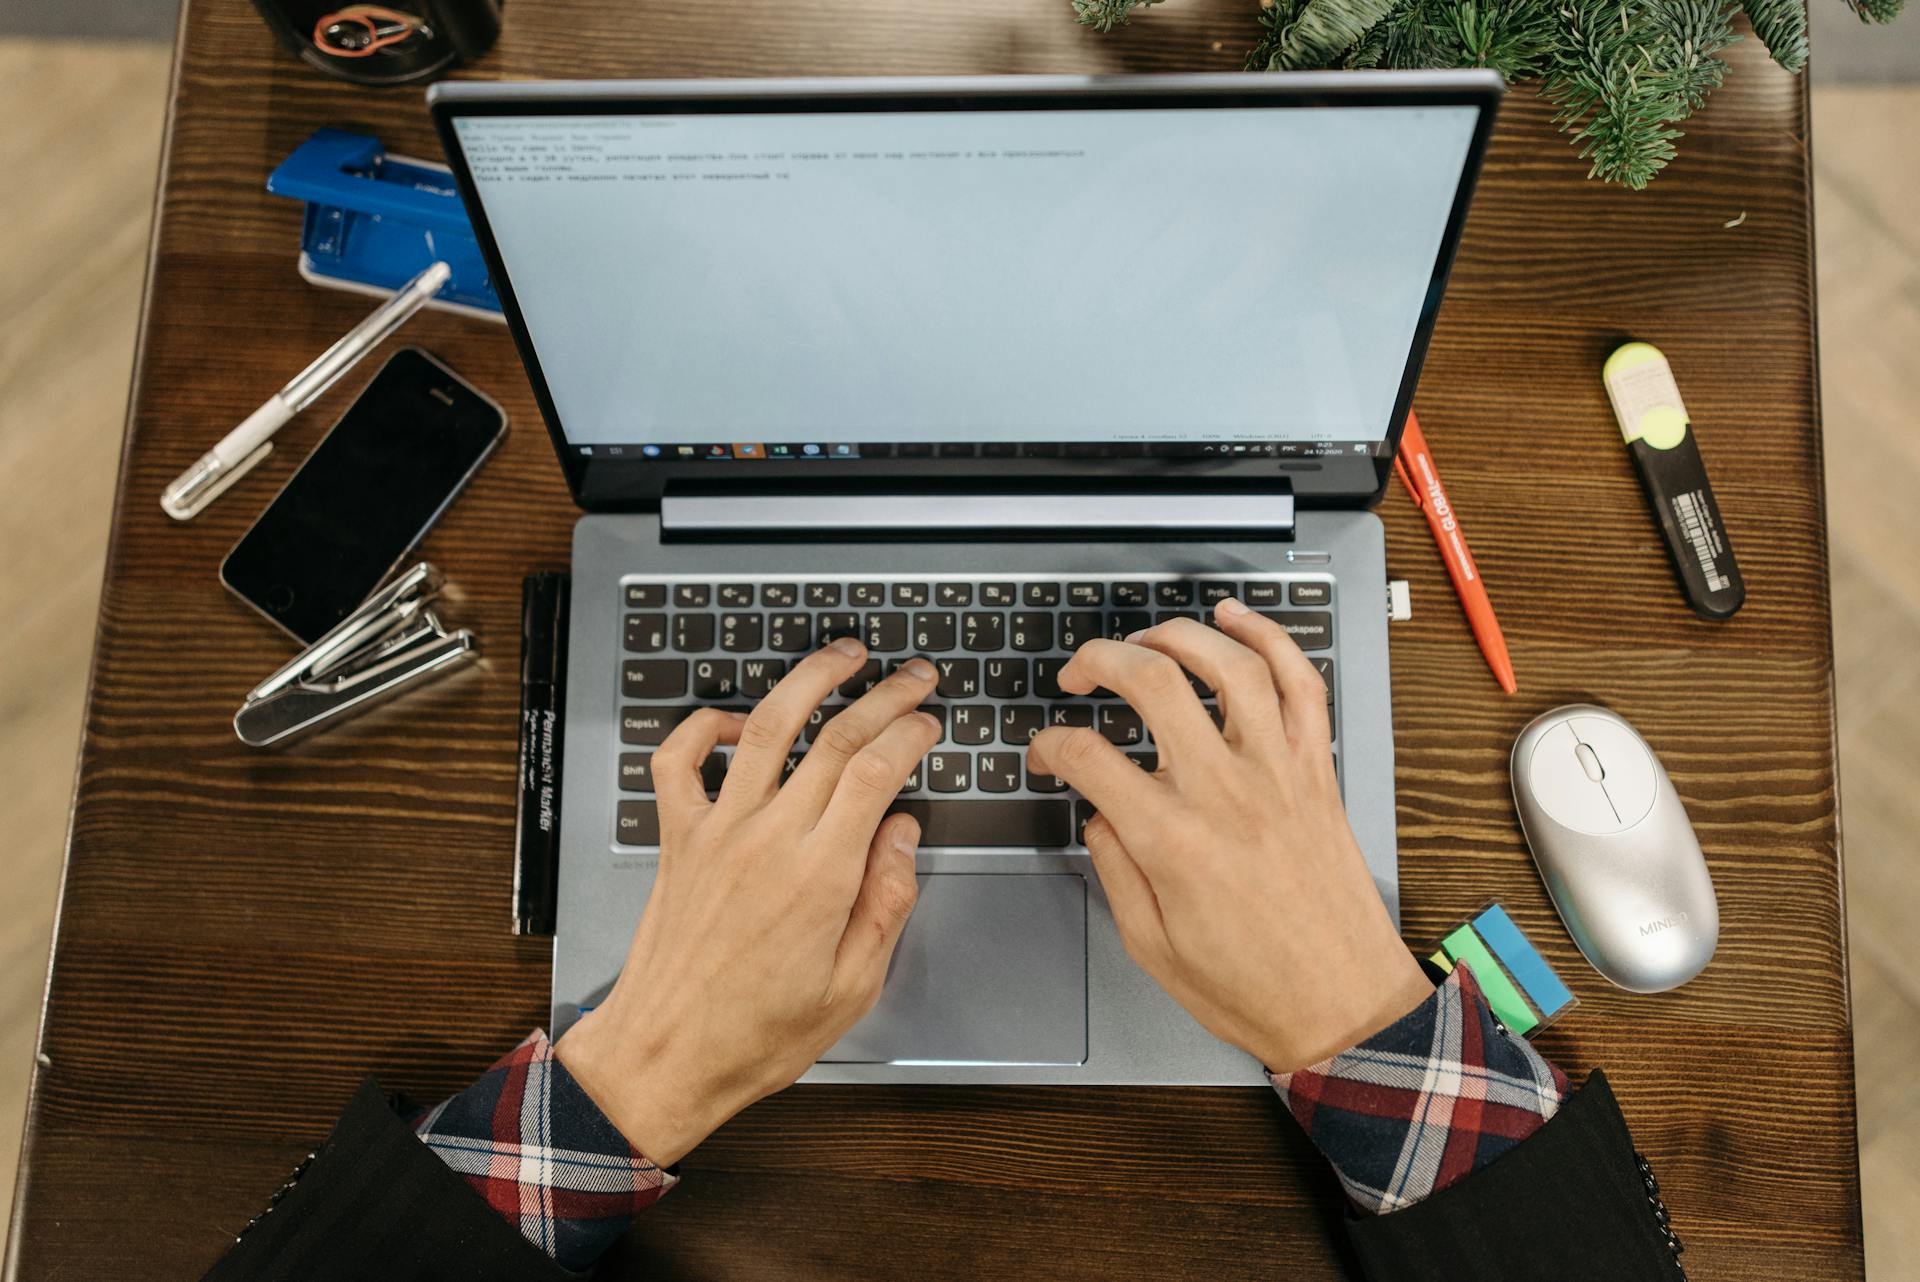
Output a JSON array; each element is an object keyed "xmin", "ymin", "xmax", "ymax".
[{"xmin": 235, "ymin": 562, "xmax": 478, "ymax": 747}]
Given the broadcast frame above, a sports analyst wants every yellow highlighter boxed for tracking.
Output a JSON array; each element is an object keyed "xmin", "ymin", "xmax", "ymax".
[{"xmin": 1603, "ymin": 342, "xmax": 1745, "ymax": 620}]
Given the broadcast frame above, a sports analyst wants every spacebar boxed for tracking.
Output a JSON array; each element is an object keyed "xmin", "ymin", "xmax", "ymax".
[{"xmin": 885, "ymin": 800, "xmax": 1073, "ymax": 847}]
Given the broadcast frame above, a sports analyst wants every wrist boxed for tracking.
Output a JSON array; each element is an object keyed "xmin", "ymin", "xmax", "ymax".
[
  {"xmin": 554, "ymin": 1007, "xmax": 741, "ymax": 1167},
  {"xmin": 1256, "ymin": 948, "xmax": 1434, "ymax": 1073}
]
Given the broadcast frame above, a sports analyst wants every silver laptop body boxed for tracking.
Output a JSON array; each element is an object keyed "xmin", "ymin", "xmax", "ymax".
[{"xmin": 431, "ymin": 71, "xmax": 1503, "ymax": 1085}]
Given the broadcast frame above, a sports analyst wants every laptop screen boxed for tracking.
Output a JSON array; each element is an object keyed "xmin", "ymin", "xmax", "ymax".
[{"xmin": 435, "ymin": 77, "xmax": 1496, "ymax": 494}]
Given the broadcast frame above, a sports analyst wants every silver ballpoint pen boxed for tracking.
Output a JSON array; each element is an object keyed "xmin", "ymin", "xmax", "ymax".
[{"xmin": 160, "ymin": 260, "xmax": 452, "ymax": 521}]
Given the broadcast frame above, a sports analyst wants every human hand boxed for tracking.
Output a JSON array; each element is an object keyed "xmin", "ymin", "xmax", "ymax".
[
  {"xmin": 555, "ymin": 638, "xmax": 939, "ymax": 1164},
  {"xmin": 1026, "ymin": 600, "xmax": 1431, "ymax": 1073}
]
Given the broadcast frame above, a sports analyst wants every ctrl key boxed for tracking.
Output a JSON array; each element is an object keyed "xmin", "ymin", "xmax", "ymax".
[{"xmin": 616, "ymin": 802, "xmax": 660, "ymax": 846}]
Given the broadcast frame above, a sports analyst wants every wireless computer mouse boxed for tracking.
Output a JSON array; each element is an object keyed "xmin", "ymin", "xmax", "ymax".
[{"xmin": 1510, "ymin": 704, "xmax": 1718, "ymax": 993}]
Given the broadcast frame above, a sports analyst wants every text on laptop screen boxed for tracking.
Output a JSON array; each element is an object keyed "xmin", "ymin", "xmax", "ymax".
[{"xmin": 452, "ymin": 105, "xmax": 1479, "ymax": 458}]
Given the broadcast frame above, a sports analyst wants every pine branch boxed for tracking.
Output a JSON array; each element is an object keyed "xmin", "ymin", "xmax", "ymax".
[
  {"xmin": 1743, "ymin": 0, "xmax": 1808, "ymax": 71},
  {"xmin": 1070, "ymin": 0, "xmax": 1162, "ymax": 32},
  {"xmin": 1249, "ymin": 0, "xmax": 1397, "ymax": 71},
  {"xmin": 1423, "ymin": 0, "xmax": 1559, "ymax": 76},
  {"xmin": 1846, "ymin": 0, "xmax": 1906, "ymax": 20}
]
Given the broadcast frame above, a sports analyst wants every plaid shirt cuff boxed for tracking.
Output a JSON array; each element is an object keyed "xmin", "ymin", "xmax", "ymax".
[
  {"xmin": 411, "ymin": 1030, "xmax": 675, "ymax": 1271},
  {"xmin": 1270, "ymin": 961, "xmax": 1569, "ymax": 1215}
]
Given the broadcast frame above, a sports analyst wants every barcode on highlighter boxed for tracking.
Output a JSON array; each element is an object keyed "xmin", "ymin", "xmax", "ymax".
[{"xmin": 1674, "ymin": 492, "xmax": 1729, "ymax": 592}]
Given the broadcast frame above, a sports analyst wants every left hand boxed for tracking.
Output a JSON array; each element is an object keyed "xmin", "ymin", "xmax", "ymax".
[{"xmin": 554, "ymin": 639, "xmax": 940, "ymax": 1165}]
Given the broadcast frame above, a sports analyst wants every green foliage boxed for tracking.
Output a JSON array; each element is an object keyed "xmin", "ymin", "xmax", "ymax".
[{"xmin": 1075, "ymin": 0, "xmax": 1910, "ymax": 186}]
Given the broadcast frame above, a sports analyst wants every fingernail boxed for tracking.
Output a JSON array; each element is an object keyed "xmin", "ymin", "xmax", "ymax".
[
  {"xmin": 890, "ymin": 822, "xmax": 918, "ymax": 857},
  {"xmin": 1124, "ymin": 630, "xmax": 1147, "ymax": 644},
  {"xmin": 904, "ymin": 657, "xmax": 936, "ymax": 680},
  {"xmin": 914, "ymin": 710, "xmax": 940, "ymax": 731},
  {"xmin": 831, "ymin": 636, "xmax": 864, "ymax": 657},
  {"xmin": 1218, "ymin": 596, "xmax": 1250, "ymax": 617}
]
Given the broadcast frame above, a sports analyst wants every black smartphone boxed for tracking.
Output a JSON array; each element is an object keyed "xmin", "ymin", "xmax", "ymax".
[{"xmin": 222, "ymin": 348, "xmax": 507, "ymax": 644}]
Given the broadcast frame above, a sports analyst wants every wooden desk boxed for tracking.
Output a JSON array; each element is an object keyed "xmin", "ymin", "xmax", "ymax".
[{"xmin": 6, "ymin": 2, "xmax": 1857, "ymax": 1277}]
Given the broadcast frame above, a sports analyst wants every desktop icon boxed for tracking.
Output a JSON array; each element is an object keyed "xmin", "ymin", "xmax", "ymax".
[
  {"xmin": 830, "ymin": 443, "xmax": 858, "ymax": 458},
  {"xmin": 640, "ymin": 444, "xmax": 662, "ymax": 458},
  {"xmin": 675, "ymin": 445, "xmax": 697, "ymax": 457},
  {"xmin": 733, "ymin": 442, "xmax": 766, "ymax": 460},
  {"xmin": 705, "ymin": 444, "xmax": 732, "ymax": 459},
  {"xmin": 801, "ymin": 443, "xmax": 822, "ymax": 457},
  {"xmin": 767, "ymin": 443, "xmax": 795, "ymax": 458}
]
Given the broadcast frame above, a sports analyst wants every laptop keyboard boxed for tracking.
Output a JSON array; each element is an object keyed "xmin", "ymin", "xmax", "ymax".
[{"xmin": 613, "ymin": 575, "xmax": 1336, "ymax": 848}]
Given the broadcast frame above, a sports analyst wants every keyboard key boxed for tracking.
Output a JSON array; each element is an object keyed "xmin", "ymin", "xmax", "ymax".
[
  {"xmin": 1066, "ymin": 582, "xmax": 1104, "ymax": 607},
  {"xmin": 951, "ymin": 703, "xmax": 995, "ymax": 745},
  {"xmin": 1154, "ymin": 581, "xmax": 1193, "ymax": 607},
  {"xmin": 718, "ymin": 583, "xmax": 755, "ymax": 607},
  {"xmin": 692, "ymin": 658, "xmax": 737, "ymax": 699},
  {"xmin": 1312, "ymin": 657, "xmax": 1334, "ymax": 697},
  {"xmin": 1023, "ymin": 582, "xmax": 1061, "ymax": 607},
  {"xmin": 768, "ymin": 613, "xmax": 812, "ymax": 652},
  {"xmin": 962, "ymin": 612, "xmax": 1005, "ymax": 652},
  {"xmin": 1099, "ymin": 705, "xmax": 1145, "ymax": 745},
  {"xmin": 623, "ymin": 660, "xmax": 689, "ymax": 699},
  {"xmin": 916, "ymin": 704, "xmax": 947, "ymax": 740},
  {"xmin": 1291, "ymin": 582, "xmax": 1331, "ymax": 606},
  {"xmin": 935, "ymin": 657, "xmax": 980, "ymax": 698},
  {"xmin": 1107, "ymin": 610, "xmax": 1151, "ymax": 640},
  {"xmin": 618, "ymin": 753, "xmax": 653, "ymax": 792},
  {"xmin": 802, "ymin": 704, "xmax": 844, "ymax": 745},
  {"xmin": 1059, "ymin": 612, "xmax": 1101, "ymax": 650},
  {"xmin": 673, "ymin": 584, "xmax": 710, "ymax": 608},
  {"xmin": 913, "ymin": 612, "xmax": 957, "ymax": 651},
  {"xmin": 1000, "ymin": 704, "xmax": 1044, "ymax": 744},
  {"xmin": 1026, "ymin": 765, "xmax": 1067, "ymax": 793},
  {"xmin": 762, "ymin": 583, "xmax": 798, "ymax": 607},
  {"xmin": 1199, "ymin": 582, "xmax": 1235, "ymax": 605},
  {"xmin": 1127, "ymin": 749, "xmax": 1159, "ymax": 771},
  {"xmin": 700, "ymin": 752, "xmax": 728, "ymax": 793},
  {"xmin": 719, "ymin": 613, "xmax": 763, "ymax": 652},
  {"xmin": 616, "ymin": 801, "xmax": 659, "ymax": 845},
  {"xmin": 977, "ymin": 752, "xmax": 1021, "ymax": 793},
  {"xmin": 1243, "ymin": 581, "xmax": 1283, "ymax": 606},
  {"xmin": 817, "ymin": 612, "xmax": 860, "ymax": 644},
  {"xmin": 884, "ymin": 799, "xmax": 1072, "ymax": 846},
  {"xmin": 625, "ymin": 583, "xmax": 665, "ymax": 608},
  {"xmin": 741, "ymin": 658, "xmax": 785, "ymax": 698},
  {"xmin": 1008, "ymin": 613, "xmax": 1053, "ymax": 652},
  {"xmin": 1048, "ymin": 704, "xmax": 1094, "ymax": 729},
  {"xmin": 984, "ymin": 657, "xmax": 1028, "ymax": 699},
  {"xmin": 804, "ymin": 583, "xmax": 841, "ymax": 607},
  {"xmin": 838, "ymin": 659, "xmax": 884, "ymax": 699},
  {"xmin": 980, "ymin": 582, "xmax": 1017, "ymax": 606},
  {"xmin": 1034, "ymin": 657, "xmax": 1067, "ymax": 699},
  {"xmin": 892, "ymin": 583, "xmax": 929, "ymax": 607},
  {"xmin": 927, "ymin": 752, "xmax": 971, "ymax": 793},
  {"xmin": 850, "ymin": 582, "xmax": 886, "ymax": 607},
  {"xmin": 620, "ymin": 705, "xmax": 695, "ymax": 745},
  {"xmin": 864, "ymin": 612, "xmax": 908, "ymax": 651},
  {"xmin": 1257, "ymin": 611, "xmax": 1334, "ymax": 650},
  {"xmin": 624, "ymin": 613, "xmax": 667, "ymax": 653},
  {"xmin": 1073, "ymin": 800, "xmax": 1098, "ymax": 843},
  {"xmin": 1156, "ymin": 612, "xmax": 1199, "ymax": 625},
  {"xmin": 673, "ymin": 614, "xmax": 715, "ymax": 652},
  {"xmin": 1112, "ymin": 582, "xmax": 1149, "ymax": 607},
  {"xmin": 934, "ymin": 582, "xmax": 972, "ymax": 606}
]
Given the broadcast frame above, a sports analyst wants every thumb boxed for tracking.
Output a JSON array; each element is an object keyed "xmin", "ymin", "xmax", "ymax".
[{"xmin": 832, "ymin": 814, "xmax": 922, "ymax": 1001}]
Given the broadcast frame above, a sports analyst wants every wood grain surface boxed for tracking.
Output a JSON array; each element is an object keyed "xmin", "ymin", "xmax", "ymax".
[{"xmin": 5, "ymin": 1, "xmax": 1857, "ymax": 1278}]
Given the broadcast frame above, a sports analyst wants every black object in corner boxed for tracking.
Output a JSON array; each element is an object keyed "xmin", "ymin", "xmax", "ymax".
[{"xmin": 513, "ymin": 572, "xmax": 568, "ymax": 937}]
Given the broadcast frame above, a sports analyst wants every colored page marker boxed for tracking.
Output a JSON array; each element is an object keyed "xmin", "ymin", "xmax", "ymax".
[
  {"xmin": 1472, "ymin": 904, "xmax": 1574, "ymax": 1019},
  {"xmin": 1440, "ymin": 925, "xmax": 1539, "ymax": 1035}
]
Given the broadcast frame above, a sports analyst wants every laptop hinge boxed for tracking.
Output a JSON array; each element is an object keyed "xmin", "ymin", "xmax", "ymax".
[{"xmin": 658, "ymin": 486, "xmax": 1295, "ymax": 541}]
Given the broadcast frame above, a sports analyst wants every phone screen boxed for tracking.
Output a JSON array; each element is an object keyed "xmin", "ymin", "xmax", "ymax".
[{"xmin": 222, "ymin": 348, "xmax": 506, "ymax": 643}]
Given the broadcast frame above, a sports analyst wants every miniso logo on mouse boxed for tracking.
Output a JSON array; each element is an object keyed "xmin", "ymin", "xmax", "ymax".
[{"xmin": 1640, "ymin": 912, "xmax": 1690, "ymax": 937}]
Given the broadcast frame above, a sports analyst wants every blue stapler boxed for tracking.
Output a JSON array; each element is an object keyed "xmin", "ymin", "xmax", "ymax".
[{"xmin": 266, "ymin": 128, "xmax": 503, "ymax": 321}]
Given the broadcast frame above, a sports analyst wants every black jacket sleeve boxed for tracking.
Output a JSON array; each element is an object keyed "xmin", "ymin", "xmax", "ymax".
[
  {"xmin": 200, "ymin": 1079, "xmax": 577, "ymax": 1282},
  {"xmin": 1347, "ymin": 1070, "xmax": 1687, "ymax": 1282}
]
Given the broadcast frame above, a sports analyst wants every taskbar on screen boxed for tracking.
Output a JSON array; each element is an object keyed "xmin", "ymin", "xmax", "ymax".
[{"xmin": 575, "ymin": 440, "xmax": 1391, "ymax": 461}]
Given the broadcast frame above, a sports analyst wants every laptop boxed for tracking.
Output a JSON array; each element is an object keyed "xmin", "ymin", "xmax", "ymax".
[{"xmin": 429, "ymin": 71, "xmax": 1502, "ymax": 1085}]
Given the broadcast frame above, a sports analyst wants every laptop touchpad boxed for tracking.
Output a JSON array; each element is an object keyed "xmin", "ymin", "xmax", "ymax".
[{"xmin": 822, "ymin": 873, "xmax": 1087, "ymax": 1066}]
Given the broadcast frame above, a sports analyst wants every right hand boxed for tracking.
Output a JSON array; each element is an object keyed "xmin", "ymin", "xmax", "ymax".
[{"xmin": 1025, "ymin": 599, "xmax": 1432, "ymax": 1073}]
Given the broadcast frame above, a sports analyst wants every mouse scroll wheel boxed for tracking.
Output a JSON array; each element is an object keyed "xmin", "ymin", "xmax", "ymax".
[
  {"xmin": 1574, "ymin": 740, "xmax": 1605, "ymax": 783},
  {"xmin": 1574, "ymin": 741, "xmax": 1606, "ymax": 783}
]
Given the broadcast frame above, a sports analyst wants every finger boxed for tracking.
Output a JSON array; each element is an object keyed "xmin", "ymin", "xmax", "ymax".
[
  {"xmin": 1055, "ymin": 638, "xmax": 1222, "ymax": 768},
  {"xmin": 1213, "ymin": 598, "xmax": 1331, "ymax": 747},
  {"xmin": 783, "ymin": 658, "xmax": 938, "ymax": 816},
  {"xmin": 1026, "ymin": 723, "xmax": 1165, "ymax": 832},
  {"xmin": 831, "ymin": 813, "xmax": 922, "ymax": 1004},
  {"xmin": 1083, "ymin": 813, "xmax": 1169, "ymax": 967},
  {"xmin": 724, "ymin": 637, "xmax": 870, "ymax": 800},
  {"xmin": 1125, "ymin": 616, "xmax": 1284, "ymax": 748},
  {"xmin": 813, "ymin": 710, "xmax": 943, "ymax": 851},
  {"xmin": 652, "ymin": 708, "xmax": 747, "ymax": 820}
]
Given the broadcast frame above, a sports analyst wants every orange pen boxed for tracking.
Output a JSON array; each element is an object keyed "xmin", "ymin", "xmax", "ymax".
[{"xmin": 1394, "ymin": 411, "xmax": 1518, "ymax": 694}]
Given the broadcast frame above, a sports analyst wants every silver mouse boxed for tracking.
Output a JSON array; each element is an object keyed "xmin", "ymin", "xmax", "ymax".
[{"xmin": 1510, "ymin": 704, "xmax": 1718, "ymax": 993}]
